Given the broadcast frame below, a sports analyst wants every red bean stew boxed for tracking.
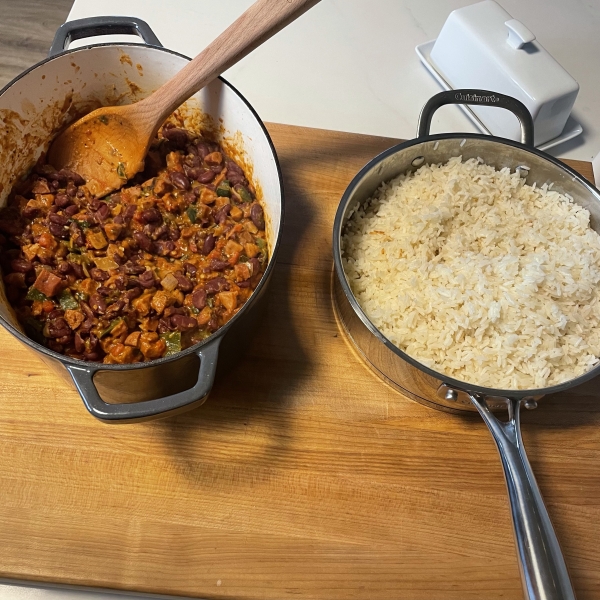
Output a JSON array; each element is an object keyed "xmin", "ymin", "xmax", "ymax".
[{"xmin": 0, "ymin": 125, "xmax": 268, "ymax": 363}]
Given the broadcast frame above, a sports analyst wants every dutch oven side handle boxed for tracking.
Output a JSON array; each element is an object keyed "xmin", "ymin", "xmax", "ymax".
[
  {"xmin": 48, "ymin": 16, "xmax": 163, "ymax": 58},
  {"xmin": 65, "ymin": 337, "xmax": 220, "ymax": 423},
  {"xmin": 469, "ymin": 393, "xmax": 576, "ymax": 600},
  {"xmin": 417, "ymin": 89, "xmax": 535, "ymax": 148}
]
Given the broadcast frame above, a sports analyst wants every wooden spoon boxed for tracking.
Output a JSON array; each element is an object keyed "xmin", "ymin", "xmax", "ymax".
[{"xmin": 48, "ymin": 0, "xmax": 321, "ymax": 198}]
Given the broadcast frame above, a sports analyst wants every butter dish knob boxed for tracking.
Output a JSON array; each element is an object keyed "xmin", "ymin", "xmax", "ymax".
[{"xmin": 505, "ymin": 19, "xmax": 536, "ymax": 49}]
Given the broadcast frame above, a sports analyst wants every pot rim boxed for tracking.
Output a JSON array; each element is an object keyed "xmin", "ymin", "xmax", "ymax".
[
  {"xmin": 333, "ymin": 131, "xmax": 600, "ymax": 398},
  {"xmin": 0, "ymin": 41, "xmax": 285, "ymax": 371}
]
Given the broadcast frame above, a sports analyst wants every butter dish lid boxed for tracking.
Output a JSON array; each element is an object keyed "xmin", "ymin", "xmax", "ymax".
[{"xmin": 429, "ymin": 0, "xmax": 579, "ymax": 145}]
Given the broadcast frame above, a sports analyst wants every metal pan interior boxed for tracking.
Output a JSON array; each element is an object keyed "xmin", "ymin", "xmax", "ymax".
[{"xmin": 333, "ymin": 133, "xmax": 600, "ymax": 405}]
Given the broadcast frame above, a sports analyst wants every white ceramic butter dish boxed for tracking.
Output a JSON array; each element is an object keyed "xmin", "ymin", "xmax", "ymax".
[{"xmin": 428, "ymin": 0, "xmax": 579, "ymax": 146}]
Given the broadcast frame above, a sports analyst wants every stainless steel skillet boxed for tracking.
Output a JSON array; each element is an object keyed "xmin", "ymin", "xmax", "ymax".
[{"xmin": 333, "ymin": 89, "xmax": 600, "ymax": 600}]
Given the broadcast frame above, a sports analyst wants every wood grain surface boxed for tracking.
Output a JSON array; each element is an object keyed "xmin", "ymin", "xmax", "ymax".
[
  {"xmin": 0, "ymin": 123, "xmax": 599, "ymax": 600},
  {"xmin": 0, "ymin": 0, "xmax": 73, "ymax": 88}
]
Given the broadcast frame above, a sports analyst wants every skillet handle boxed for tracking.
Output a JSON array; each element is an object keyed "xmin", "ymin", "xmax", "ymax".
[
  {"xmin": 469, "ymin": 393, "xmax": 575, "ymax": 600},
  {"xmin": 65, "ymin": 338, "xmax": 220, "ymax": 423},
  {"xmin": 49, "ymin": 16, "xmax": 162, "ymax": 57},
  {"xmin": 417, "ymin": 89, "xmax": 535, "ymax": 147}
]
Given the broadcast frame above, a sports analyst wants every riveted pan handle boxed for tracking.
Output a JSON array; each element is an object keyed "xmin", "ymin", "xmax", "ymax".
[
  {"xmin": 417, "ymin": 89, "xmax": 535, "ymax": 147},
  {"xmin": 469, "ymin": 393, "xmax": 575, "ymax": 600},
  {"xmin": 66, "ymin": 338, "xmax": 220, "ymax": 423},
  {"xmin": 49, "ymin": 16, "xmax": 162, "ymax": 57}
]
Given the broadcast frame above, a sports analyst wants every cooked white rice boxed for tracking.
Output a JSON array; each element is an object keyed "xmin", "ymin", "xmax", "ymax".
[{"xmin": 342, "ymin": 156, "xmax": 600, "ymax": 389}]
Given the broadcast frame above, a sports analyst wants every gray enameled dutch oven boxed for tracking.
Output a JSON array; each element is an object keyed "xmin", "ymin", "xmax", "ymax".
[
  {"xmin": 333, "ymin": 90, "xmax": 600, "ymax": 600},
  {"xmin": 0, "ymin": 17, "xmax": 283, "ymax": 423}
]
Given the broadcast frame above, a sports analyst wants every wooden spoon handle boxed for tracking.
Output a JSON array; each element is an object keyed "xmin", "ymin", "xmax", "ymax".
[{"xmin": 139, "ymin": 0, "xmax": 321, "ymax": 132}]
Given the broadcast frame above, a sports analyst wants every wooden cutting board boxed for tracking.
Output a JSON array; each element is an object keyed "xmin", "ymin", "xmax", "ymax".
[{"xmin": 0, "ymin": 123, "xmax": 599, "ymax": 600}]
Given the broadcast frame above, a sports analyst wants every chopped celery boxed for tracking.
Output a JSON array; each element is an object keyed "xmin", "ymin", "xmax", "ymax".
[
  {"xmin": 58, "ymin": 289, "xmax": 79, "ymax": 311},
  {"xmin": 160, "ymin": 331, "xmax": 181, "ymax": 356},
  {"xmin": 216, "ymin": 180, "xmax": 231, "ymax": 197},
  {"xmin": 99, "ymin": 317, "xmax": 123, "ymax": 339},
  {"xmin": 186, "ymin": 206, "xmax": 197, "ymax": 223},
  {"xmin": 26, "ymin": 287, "xmax": 48, "ymax": 302}
]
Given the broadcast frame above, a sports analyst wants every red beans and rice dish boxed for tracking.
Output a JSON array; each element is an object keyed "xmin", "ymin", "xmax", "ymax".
[{"xmin": 0, "ymin": 125, "xmax": 268, "ymax": 364}]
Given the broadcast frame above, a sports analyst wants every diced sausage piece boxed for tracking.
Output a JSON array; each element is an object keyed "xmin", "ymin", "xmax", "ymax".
[
  {"xmin": 204, "ymin": 151, "xmax": 222, "ymax": 166},
  {"xmin": 31, "ymin": 179, "xmax": 51, "ymax": 194},
  {"xmin": 154, "ymin": 178, "xmax": 173, "ymax": 196},
  {"xmin": 104, "ymin": 222, "xmax": 123, "ymax": 241},
  {"xmin": 217, "ymin": 291, "xmax": 238, "ymax": 312},
  {"xmin": 108, "ymin": 344, "xmax": 139, "ymax": 364},
  {"xmin": 139, "ymin": 332, "xmax": 167, "ymax": 359},
  {"xmin": 124, "ymin": 331, "xmax": 141, "ymax": 347},
  {"xmin": 150, "ymin": 290, "xmax": 171, "ymax": 315},
  {"xmin": 196, "ymin": 306, "xmax": 212, "ymax": 326},
  {"xmin": 64, "ymin": 309, "xmax": 85, "ymax": 330},
  {"xmin": 33, "ymin": 270, "xmax": 62, "ymax": 297},
  {"xmin": 244, "ymin": 243, "xmax": 260, "ymax": 258},
  {"xmin": 234, "ymin": 263, "xmax": 252, "ymax": 281}
]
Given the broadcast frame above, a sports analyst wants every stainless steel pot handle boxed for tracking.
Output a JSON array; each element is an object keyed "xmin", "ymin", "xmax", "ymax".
[
  {"xmin": 469, "ymin": 393, "xmax": 575, "ymax": 600},
  {"xmin": 417, "ymin": 89, "xmax": 535, "ymax": 147},
  {"xmin": 65, "ymin": 338, "xmax": 220, "ymax": 423},
  {"xmin": 48, "ymin": 16, "xmax": 162, "ymax": 57}
]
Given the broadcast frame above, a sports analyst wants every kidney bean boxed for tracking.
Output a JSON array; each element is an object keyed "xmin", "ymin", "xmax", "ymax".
[
  {"xmin": 48, "ymin": 309, "xmax": 65, "ymax": 320},
  {"xmin": 238, "ymin": 280, "xmax": 251, "ymax": 288},
  {"xmin": 162, "ymin": 127, "xmax": 189, "ymax": 147},
  {"xmin": 74, "ymin": 332, "xmax": 85, "ymax": 353},
  {"xmin": 210, "ymin": 164, "xmax": 223, "ymax": 174},
  {"xmin": 138, "ymin": 270, "xmax": 156, "ymax": 288},
  {"xmin": 251, "ymin": 204, "xmax": 265, "ymax": 230},
  {"xmin": 105, "ymin": 300, "xmax": 125, "ymax": 318},
  {"xmin": 113, "ymin": 215, "xmax": 125, "ymax": 225},
  {"xmin": 184, "ymin": 166, "xmax": 202, "ymax": 181},
  {"xmin": 164, "ymin": 306, "xmax": 186, "ymax": 318},
  {"xmin": 48, "ymin": 222, "xmax": 68, "ymax": 238},
  {"xmin": 123, "ymin": 204, "xmax": 137, "ymax": 220},
  {"xmin": 89, "ymin": 293, "xmax": 107, "ymax": 314},
  {"xmin": 56, "ymin": 333, "xmax": 73, "ymax": 345},
  {"xmin": 10, "ymin": 258, "xmax": 33, "ymax": 273},
  {"xmin": 80, "ymin": 302, "xmax": 94, "ymax": 319},
  {"xmin": 96, "ymin": 286, "xmax": 111, "ymax": 297},
  {"xmin": 197, "ymin": 169, "xmax": 216, "ymax": 183},
  {"xmin": 170, "ymin": 171, "xmax": 190, "ymax": 191},
  {"xmin": 170, "ymin": 314, "xmax": 198, "ymax": 332},
  {"xmin": 64, "ymin": 204, "xmax": 79, "ymax": 217},
  {"xmin": 57, "ymin": 261, "xmax": 71, "ymax": 275},
  {"xmin": 157, "ymin": 319, "xmax": 170, "ymax": 334},
  {"xmin": 50, "ymin": 180, "xmax": 60, "ymax": 190},
  {"xmin": 133, "ymin": 231, "xmax": 153, "ymax": 252},
  {"xmin": 210, "ymin": 258, "xmax": 230, "ymax": 272},
  {"xmin": 94, "ymin": 202, "xmax": 110, "ymax": 222},
  {"xmin": 192, "ymin": 288, "xmax": 207, "ymax": 309},
  {"xmin": 249, "ymin": 257, "xmax": 261, "ymax": 274},
  {"xmin": 202, "ymin": 234, "xmax": 216, "ymax": 255},
  {"xmin": 205, "ymin": 277, "xmax": 229, "ymax": 295},
  {"xmin": 67, "ymin": 262, "xmax": 84, "ymax": 279},
  {"xmin": 184, "ymin": 262, "xmax": 197, "ymax": 277},
  {"xmin": 90, "ymin": 267, "xmax": 109, "ymax": 282},
  {"xmin": 79, "ymin": 319, "xmax": 94, "ymax": 334},
  {"xmin": 113, "ymin": 273, "xmax": 126, "ymax": 290},
  {"xmin": 154, "ymin": 240, "xmax": 175, "ymax": 256},
  {"xmin": 196, "ymin": 142, "xmax": 210, "ymax": 159},
  {"xmin": 214, "ymin": 204, "xmax": 231, "ymax": 225},
  {"xmin": 173, "ymin": 272, "xmax": 193, "ymax": 292},
  {"xmin": 168, "ymin": 226, "xmax": 181, "ymax": 241},
  {"xmin": 139, "ymin": 207, "xmax": 162, "ymax": 224},
  {"xmin": 54, "ymin": 193, "xmax": 71, "ymax": 208},
  {"xmin": 125, "ymin": 287, "xmax": 142, "ymax": 301},
  {"xmin": 123, "ymin": 261, "xmax": 146, "ymax": 275},
  {"xmin": 46, "ymin": 317, "xmax": 69, "ymax": 338},
  {"xmin": 66, "ymin": 181, "xmax": 78, "ymax": 197},
  {"xmin": 225, "ymin": 160, "xmax": 246, "ymax": 186},
  {"xmin": 22, "ymin": 206, "xmax": 39, "ymax": 219},
  {"xmin": 207, "ymin": 314, "xmax": 219, "ymax": 332},
  {"xmin": 49, "ymin": 212, "xmax": 69, "ymax": 226},
  {"xmin": 152, "ymin": 224, "xmax": 168, "ymax": 240},
  {"xmin": 83, "ymin": 351, "xmax": 102, "ymax": 361}
]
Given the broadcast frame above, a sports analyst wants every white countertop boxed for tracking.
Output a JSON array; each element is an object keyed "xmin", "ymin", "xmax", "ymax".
[{"xmin": 2, "ymin": 0, "xmax": 600, "ymax": 598}]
